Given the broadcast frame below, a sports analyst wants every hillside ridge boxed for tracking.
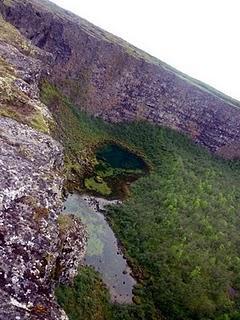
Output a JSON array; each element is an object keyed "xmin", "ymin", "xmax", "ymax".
[{"xmin": 1, "ymin": 0, "xmax": 240, "ymax": 157}]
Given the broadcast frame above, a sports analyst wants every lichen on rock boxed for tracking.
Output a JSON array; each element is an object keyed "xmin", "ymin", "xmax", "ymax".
[
  {"xmin": 0, "ymin": 116, "xmax": 87, "ymax": 320},
  {"xmin": 0, "ymin": 12, "xmax": 87, "ymax": 320},
  {"xmin": 2, "ymin": 0, "xmax": 240, "ymax": 157},
  {"xmin": 0, "ymin": 12, "xmax": 54, "ymax": 134}
]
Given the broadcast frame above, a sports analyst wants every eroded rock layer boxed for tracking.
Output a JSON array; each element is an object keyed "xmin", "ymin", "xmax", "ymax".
[
  {"xmin": 1, "ymin": 0, "xmax": 240, "ymax": 157},
  {"xmin": 0, "ymin": 117, "xmax": 87, "ymax": 320},
  {"xmin": 0, "ymin": 10, "xmax": 87, "ymax": 320}
]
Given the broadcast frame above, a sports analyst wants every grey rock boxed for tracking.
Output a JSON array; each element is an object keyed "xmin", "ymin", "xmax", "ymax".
[
  {"xmin": 1, "ymin": 0, "xmax": 240, "ymax": 157},
  {"xmin": 0, "ymin": 9, "xmax": 87, "ymax": 320},
  {"xmin": 0, "ymin": 117, "xmax": 87, "ymax": 319}
]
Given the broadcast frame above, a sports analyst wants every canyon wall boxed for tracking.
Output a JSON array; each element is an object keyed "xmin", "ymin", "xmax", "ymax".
[
  {"xmin": 0, "ymin": 8, "xmax": 87, "ymax": 319},
  {"xmin": 1, "ymin": 0, "xmax": 240, "ymax": 157}
]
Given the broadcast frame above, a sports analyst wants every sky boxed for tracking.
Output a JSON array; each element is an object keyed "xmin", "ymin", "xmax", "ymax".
[{"xmin": 51, "ymin": 0, "xmax": 240, "ymax": 101}]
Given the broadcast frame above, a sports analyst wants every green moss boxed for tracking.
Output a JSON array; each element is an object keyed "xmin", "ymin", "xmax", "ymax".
[
  {"xmin": 84, "ymin": 176, "xmax": 112, "ymax": 196},
  {"xmin": 0, "ymin": 106, "xmax": 19, "ymax": 119},
  {"xmin": 30, "ymin": 110, "xmax": 49, "ymax": 133},
  {"xmin": 0, "ymin": 15, "xmax": 34, "ymax": 55},
  {"xmin": 57, "ymin": 214, "xmax": 75, "ymax": 233},
  {"xmin": 0, "ymin": 104, "xmax": 49, "ymax": 134},
  {"xmin": 0, "ymin": 61, "xmax": 50, "ymax": 134}
]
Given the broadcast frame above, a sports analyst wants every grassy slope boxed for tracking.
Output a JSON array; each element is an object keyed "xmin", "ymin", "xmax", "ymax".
[{"xmin": 41, "ymin": 83, "xmax": 240, "ymax": 320}]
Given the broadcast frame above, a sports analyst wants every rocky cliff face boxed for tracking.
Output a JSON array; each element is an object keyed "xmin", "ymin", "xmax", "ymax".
[
  {"xmin": 0, "ymin": 9, "xmax": 87, "ymax": 320},
  {"xmin": 1, "ymin": 0, "xmax": 240, "ymax": 158},
  {"xmin": 0, "ymin": 0, "xmax": 240, "ymax": 317}
]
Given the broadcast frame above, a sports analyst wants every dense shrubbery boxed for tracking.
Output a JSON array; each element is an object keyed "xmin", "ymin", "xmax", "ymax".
[
  {"xmin": 56, "ymin": 267, "xmax": 112, "ymax": 320},
  {"xmin": 42, "ymin": 82, "xmax": 240, "ymax": 319},
  {"xmin": 107, "ymin": 122, "xmax": 240, "ymax": 319},
  {"xmin": 56, "ymin": 267, "xmax": 160, "ymax": 320}
]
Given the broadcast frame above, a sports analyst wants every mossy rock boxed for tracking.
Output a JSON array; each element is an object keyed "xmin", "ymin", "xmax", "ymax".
[
  {"xmin": 84, "ymin": 177, "xmax": 111, "ymax": 196},
  {"xmin": 95, "ymin": 175, "xmax": 103, "ymax": 183},
  {"xmin": 57, "ymin": 214, "xmax": 74, "ymax": 233},
  {"xmin": 30, "ymin": 110, "xmax": 50, "ymax": 133}
]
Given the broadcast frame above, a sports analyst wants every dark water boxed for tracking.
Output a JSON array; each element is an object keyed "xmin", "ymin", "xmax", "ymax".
[
  {"xmin": 84, "ymin": 143, "xmax": 148, "ymax": 198},
  {"xmin": 96, "ymin": 144, "xmax": 146, "ymax": 170},
  {"xmin": 64, "ymin": 193, "xmax": 136, "ymax": 304}
]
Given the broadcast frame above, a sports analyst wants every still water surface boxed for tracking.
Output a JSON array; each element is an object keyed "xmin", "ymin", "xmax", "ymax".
[{"xmin": 64, "ymin": 193, "xmax": 136, "ymax": 304}]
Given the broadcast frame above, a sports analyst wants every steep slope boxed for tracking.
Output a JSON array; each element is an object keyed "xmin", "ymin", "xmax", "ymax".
[
  {"xmin": 2, "ymin": 1, "xmax": 240, "ymax": 320},
  {"xmin": 40, "ymin": 86, "xmax": 240, "ymax": 320},
  {"xmin": 0, "ymin": 11, "xmax": 87, "ymax": 320},
  {"xmin": 1, "ymin": 0, "xmax": 240, "ymax": 157}
]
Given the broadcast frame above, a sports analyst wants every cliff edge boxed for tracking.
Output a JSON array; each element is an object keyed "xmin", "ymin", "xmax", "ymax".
[
  {"xmin": 1, "ymin": 0, "xmax": 240, "ymax": 158},
  {"xmin": 0, "ymin": 10, "xmax": 87, "ymax": 320}
]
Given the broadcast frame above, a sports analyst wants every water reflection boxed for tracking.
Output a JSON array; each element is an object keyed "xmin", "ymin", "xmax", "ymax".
[{"xmin": 64, "ymin": 193, "xmax": 136, "ymax": 304}]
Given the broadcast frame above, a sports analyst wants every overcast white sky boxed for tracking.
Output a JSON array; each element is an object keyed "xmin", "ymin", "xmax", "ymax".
[{"xmin": 51, "ymin": 0, "xmax": 240, "ymax": 101}]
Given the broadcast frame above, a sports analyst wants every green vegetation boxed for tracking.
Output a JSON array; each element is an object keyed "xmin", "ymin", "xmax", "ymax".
[
  {"xmin": 40, "ymin": 81, "xmax": 147, "ymax": 194},
  {"xmin": 29, "ymin": 110, "xmax": 50, "ymax": 133},
  {"xmin": 84, "ymin": 176, "xmax": 112, "ymax": 196},
  {"xmin": 105, "ymin": 125, "xmax": 240, "ymax": 320},
  {"xmin": 56, "ymin": 267, "xmax": 158, "ymax": 320},
  {"xmin": 84, "ymin": 145, "xmax": 148, "ymax": 197},
  {"xmin": 0, "ymin": 22, "xmax": 49, "ymax": 134},
  {"xmin": 57, "ymin": 214, "xmax": 74, "ymax": 233},
  {"xmin": 40, "ymin": 81, "xmax": 109, "ymax": 181},
  {"xmin": 42, "ymin": 82, "xmax": 240, "ymax": 319},
  {"xmin": 56, "ymin": 267, "xmax": 112, "ymax": 320},
  {"xmin": 83, "ymin": 144, "xmax": 148, "ymax": 197}
]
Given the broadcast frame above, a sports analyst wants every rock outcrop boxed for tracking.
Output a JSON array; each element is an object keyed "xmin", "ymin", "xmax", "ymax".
[
  {"xmin": 0, "ymin": 10, "xmax": 87, "ymax": 320},
  {"xmin": 1, "ymin": 0, "xmax": 240, "ymax": 157},
  {"xmin": 1, "ymin": 0, "xmax": 240, "ymax": 318}
]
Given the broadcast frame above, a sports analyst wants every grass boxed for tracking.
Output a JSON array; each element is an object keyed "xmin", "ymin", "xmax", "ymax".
[
  {"xmin": 29, "ymin": 110, "xmax": 50, "ymax": 133},
  {"xmin": 84, "ymin": 176, "xmax": 112, "ymax": 196},
  {"xmin": 42, "ymin": 81, "xmax": 240, "ymax": 319}
]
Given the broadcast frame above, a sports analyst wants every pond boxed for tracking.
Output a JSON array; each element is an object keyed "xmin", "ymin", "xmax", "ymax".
[
  {"xmin": 64, "ymin": 193, "xmax": 136, "ymax": 304},
  {"xmin": 96, "ymin": 144, "xmax": 147, "ymax": 170},
  {"xmin": 84, "ymin": 143, "xmax": 148, "ymax": 199},
  {"xmin": 64, "ymin": 143, "xmax": 148, "ymax": 303}
]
